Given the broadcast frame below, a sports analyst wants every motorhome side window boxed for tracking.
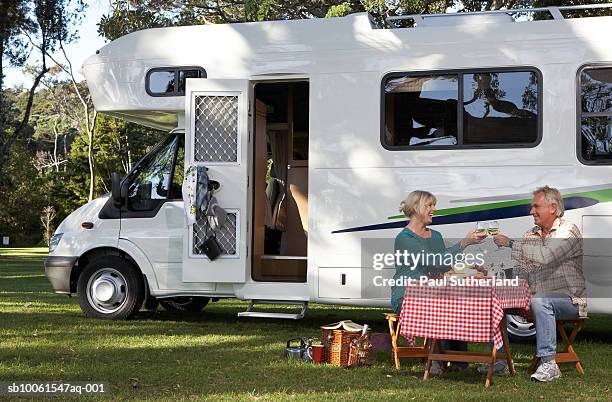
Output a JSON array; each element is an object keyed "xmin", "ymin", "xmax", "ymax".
[
  {"xmin": 127, "ymin": 136, "xmax": 182, "ymax": 211},
  {"xmin": 383, "ymin": 69, "xmax": 540, "ymax": 148},
  {"xmin": 146, "ymin": 67, "xmax": 206, "ymax": 96},
  {"xmin": 579, "ymin": 66, "xmax": 612, "ymax": 164}
]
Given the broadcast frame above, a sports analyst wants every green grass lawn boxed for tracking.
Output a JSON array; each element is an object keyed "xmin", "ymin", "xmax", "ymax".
[{"xmin": 1, "ymin": 247, "xmax": 611, "ymax": 401}]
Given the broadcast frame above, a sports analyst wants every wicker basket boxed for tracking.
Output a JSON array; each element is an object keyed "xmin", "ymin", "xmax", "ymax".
[{"xmin": 321, "ymin": 329, "xmax": 363, "ymax": 366}]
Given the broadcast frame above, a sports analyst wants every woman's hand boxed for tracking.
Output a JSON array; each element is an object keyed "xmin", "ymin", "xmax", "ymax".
[{"xmin": 460, "ymin": 230, "xmax": 487, "ymax": 249}]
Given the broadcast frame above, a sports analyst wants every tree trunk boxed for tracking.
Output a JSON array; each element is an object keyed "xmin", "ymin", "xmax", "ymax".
[
  {"xmin": 63, "ymin": 135, "xmax": 67, "ymax": 172},
  {"xmin": 53, "ymin": 117, "xmax": 59, "ymax": 172},
  {"xmin": 0, "ymin": 63, "xmax": 49, "ymax": 181}
]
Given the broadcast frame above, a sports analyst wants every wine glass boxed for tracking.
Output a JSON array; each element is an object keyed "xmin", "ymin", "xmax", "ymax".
[
  {"xmin": 475, "ymin": 221, "xmax": 487, "ymax": 235},
  {"xmin": 488, "ymin": 221, "xmax": 500, "ymax": 248},
  {"xmin": 488, "ymin": 221, "xmax": 500, "ymax": 236}
]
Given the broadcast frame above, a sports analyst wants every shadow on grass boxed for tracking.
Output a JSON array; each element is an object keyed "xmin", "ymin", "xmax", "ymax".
[
  {"xmin": 2, "ymin": 308, "xmax": 612, "ymax": 398},
  {"xmin": 0, "ymin": 332, "xmax": 601, "ymax": 397}
]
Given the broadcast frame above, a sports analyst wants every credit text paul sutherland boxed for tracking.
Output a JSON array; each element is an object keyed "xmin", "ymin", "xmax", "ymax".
[{"xmin": 372, "ymin": 276, "xmax": 520, "ymax": 287}]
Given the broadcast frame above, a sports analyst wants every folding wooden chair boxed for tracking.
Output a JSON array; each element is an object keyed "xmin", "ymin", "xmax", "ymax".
[
  {"xmin": 529, "ymin": 319, "xmax": 585, "ymax": 375},
  {"xmin": 384, "ymin": 313, "xmax": 429, "ymax": 369}
]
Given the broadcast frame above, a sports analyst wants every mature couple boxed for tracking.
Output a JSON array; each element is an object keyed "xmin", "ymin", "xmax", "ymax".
[{"xmin": 391, "ymin": 186, "xmax": 586, "ymax": 382}]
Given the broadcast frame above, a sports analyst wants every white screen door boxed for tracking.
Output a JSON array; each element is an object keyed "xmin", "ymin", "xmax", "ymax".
[{"xmin": 182, "ymin": 79, "xmax": 251, "ymax": 283}]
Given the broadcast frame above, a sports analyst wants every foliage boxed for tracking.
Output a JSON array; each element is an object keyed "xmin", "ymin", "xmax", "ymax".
[
  {"xmin": 0, "ymin": 141, "xmax": 49, "ymax": 245},
  {"xmin": 0, "ymin": 0, "xmax": 30, "ymax": 90},
  {"xmin": 3, "ymin": 0, "xmax": 610, "ymax": 246},
  {"xmin": 326, "ymin": 2, "xmax": 355, "ymax": 17},
  {"xmin": 0, "ymin": 0, "xmax": 86, "ymax": 183},
  {"xmin": 97, "ymin": 0, "xmax": 179, "ymax": 41},
  {"xmin": 95, "ymin": 0, "xmax": 612, "ymax": 44},
  {"xmin": 53, "ymin": 113, "xmax": 164, "ymax": 214},
  {"xmin": 0, "ymin": 83, "xmax": 163, "ymax": 244}
]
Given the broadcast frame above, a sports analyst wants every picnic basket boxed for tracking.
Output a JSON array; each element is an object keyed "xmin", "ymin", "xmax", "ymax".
[{"xmin": 321, "ymin": 321, "xmax": 369, "ymax": 366}]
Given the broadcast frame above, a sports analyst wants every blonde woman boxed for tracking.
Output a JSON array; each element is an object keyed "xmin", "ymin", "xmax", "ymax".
[
  {"xmin": 391, "ymin": 190, "xmax": 485, "ymax": 313},
  {"xmin": 392, "ymin": 190, "xmax": 486, "ymax": 374}
]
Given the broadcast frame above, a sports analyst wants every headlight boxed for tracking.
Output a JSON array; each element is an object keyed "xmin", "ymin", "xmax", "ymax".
[{"xmin": 49, "ymin": 233, "xmax": 63, "ymax": 253}]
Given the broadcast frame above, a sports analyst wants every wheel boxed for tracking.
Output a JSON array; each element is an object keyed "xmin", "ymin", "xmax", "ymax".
[
  {"xmin": 77, "ymin": 256, "xmax": 144, "ymax": 320},
  {"xmin": 160, "ymin": 296, "xmax": 210, "ymax": 312},
  {"xmin": 506, "ymin": 314, "xmax": 536, "ymax": 341}
]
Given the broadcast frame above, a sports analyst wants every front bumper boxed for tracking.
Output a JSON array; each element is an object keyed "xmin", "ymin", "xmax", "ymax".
[{"xmin": 44, "ymin": 256, "xmax": 78, "ymax": 294}]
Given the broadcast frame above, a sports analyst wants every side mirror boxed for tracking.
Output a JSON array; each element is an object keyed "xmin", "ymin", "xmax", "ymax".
[{"xmin": 111, "ymin": 172, "xmax": 123, "ymax": 205}]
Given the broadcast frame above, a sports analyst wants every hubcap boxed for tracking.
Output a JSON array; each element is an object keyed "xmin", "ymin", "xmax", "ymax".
[
  {"xmin": 506, "ymin": 314, "xmax": 536, "ymax": 339},
  {"xmin": 86, "ymin": 268, "xmax": 128, "ymax": 314}
]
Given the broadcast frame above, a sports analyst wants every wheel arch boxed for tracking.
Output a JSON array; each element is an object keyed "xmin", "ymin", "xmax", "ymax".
[{"xmin": 71, "ymin": 245, "xmax": 156, "ymax": 295}]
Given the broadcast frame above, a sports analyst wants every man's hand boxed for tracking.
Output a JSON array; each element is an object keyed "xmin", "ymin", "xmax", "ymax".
[
  {"xmin": 473, "ymin": 265, "xmax": 488, "ymax": 276},
  {"xmin": 493, "ymin": 234, "xmax": 512, "ymax": 248}
]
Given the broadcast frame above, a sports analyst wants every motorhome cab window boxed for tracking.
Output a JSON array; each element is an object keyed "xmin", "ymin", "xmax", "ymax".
[
  {"xmin": 579, "ymin": 66, "xmax": 612, "ymax": 164},
  {"xmin": 127, "ymin": 136, "xmax": 183, "ymax": 211},
  {"xmin": 146, "ymin": 67, "xmax": 207, "ymax": 96},
  {"xmin": 383, "ymin": 69, "xmax": 540, "ymax": 149}
]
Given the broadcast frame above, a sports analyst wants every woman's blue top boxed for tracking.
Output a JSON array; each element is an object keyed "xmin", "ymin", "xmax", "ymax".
[{"xmin": 391, "ymin": 227, "xmax": 461, "ymax": 314}]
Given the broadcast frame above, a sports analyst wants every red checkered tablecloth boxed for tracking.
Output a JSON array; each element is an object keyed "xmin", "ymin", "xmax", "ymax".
[{"xmin": 398, "ymin": 278, "xmax": 531, "ymax": 349}]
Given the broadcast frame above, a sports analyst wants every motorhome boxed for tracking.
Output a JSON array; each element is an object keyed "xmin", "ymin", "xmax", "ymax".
[{"xmin": 44, "ymin": 5, "xmax": 612, "ymax": 339}]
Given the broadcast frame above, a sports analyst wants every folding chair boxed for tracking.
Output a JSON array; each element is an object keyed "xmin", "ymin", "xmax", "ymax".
[
  {"xmin": 384, "ymin": 313, "xmax": 429, "ymax": 369},
  {"xmin": 529, "ymin": 319, "xmax": 585, "ymax": 375}
]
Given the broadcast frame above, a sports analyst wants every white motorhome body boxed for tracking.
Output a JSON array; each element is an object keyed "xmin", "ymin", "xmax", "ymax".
[{"xmin": 45, "ymin": 6, "xmax": 612, "ymax": 334}]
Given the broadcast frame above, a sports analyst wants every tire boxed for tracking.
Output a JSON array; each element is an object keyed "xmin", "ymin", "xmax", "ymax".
[
  {"xmin": 506, "ymin": 314, "xmax": 536, "ymax": 341},
  {"xmin": 160, "ymin": 296, "xmax": 210, "ymax": 312},
  {"xmin": 77, "ymin": 256, "xmax": 144, "ymax": 320}
]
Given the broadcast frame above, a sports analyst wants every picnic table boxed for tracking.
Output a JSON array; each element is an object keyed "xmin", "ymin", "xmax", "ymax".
[{"xmin": 398, "ymin": 276, "xmax": 531, "ymax": 387}]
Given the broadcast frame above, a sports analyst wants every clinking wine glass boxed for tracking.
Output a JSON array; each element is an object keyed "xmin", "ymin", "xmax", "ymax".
[
  {"xmin": 475, "ymin": 221, "xmax": 487, "ymax": 235},
  {"xmin": 488, "ymin": 221, "xmax": 500, "ymax": 236},
  {"xmin": 488, "ymin": 221, "xmax": 500, "ymax": 248}
]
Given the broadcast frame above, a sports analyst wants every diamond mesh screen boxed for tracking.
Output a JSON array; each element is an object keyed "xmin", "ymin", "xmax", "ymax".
[
  {"xmin": 193, "ymin": 213, "xmax": 238, "ymax": 256},
  {"xmin": 194, "ymin": 95, "xmax": 238, "ymax": 163}
]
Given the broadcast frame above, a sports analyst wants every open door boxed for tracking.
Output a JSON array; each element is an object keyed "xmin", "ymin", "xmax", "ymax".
[
  {"xmin": 252, "ymin": 82, "xmax": 309, "ymax": 283},
  {"xmin": 182, "ymin": 79, "xmax": 251, "ymax": 283}
]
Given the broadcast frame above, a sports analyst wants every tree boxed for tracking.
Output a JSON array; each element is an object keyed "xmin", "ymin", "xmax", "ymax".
[
  {"xmin": 97, "ymin": 0, "xmax": 372, "ymax": 39},
  {"xmin": 40, "ymin": 205, "xmax": 56, "ymax": 245},
  {"xmin": 0, "ymin": 0, "xmax": 85, "ymax": 182},
  {"xmin": 0, "ymin": 0, "xmax": 29, "ymax": 91},
  {"xmin": 29, "ymin": 72, "xmax": 78, "ymax": 172},
  {"xmin": 96, "ymin": 0, "xmax": 611, "ymax": 43},
  {"xmin": 0, "ymin": 138, "xmax": 50, "ymax": 245},
  {"xmin": 55, "ymin": 114, "xmax": 164, "ymax": 213}
]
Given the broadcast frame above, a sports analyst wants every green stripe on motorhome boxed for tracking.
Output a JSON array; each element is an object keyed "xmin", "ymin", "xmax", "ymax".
[{"xmin": 387, "ymin": 187, "xmax": 612, "ymax": 220}]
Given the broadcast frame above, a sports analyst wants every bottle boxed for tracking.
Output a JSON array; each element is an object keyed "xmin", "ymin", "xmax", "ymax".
[{"xmin": 350, "ymin": 324, "xmax": 372, "ymax": 366}]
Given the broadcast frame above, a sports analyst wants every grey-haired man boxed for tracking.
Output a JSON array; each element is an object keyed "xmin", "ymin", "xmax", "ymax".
[{"xmin": 494, "ymin": 186, "xmax": 587, "ymax": 382}]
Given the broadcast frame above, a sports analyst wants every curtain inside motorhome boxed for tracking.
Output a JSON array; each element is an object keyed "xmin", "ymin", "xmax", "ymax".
[{"xmin": 266, "ymin": 130, "xmax": 287, "ymax": 231}]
